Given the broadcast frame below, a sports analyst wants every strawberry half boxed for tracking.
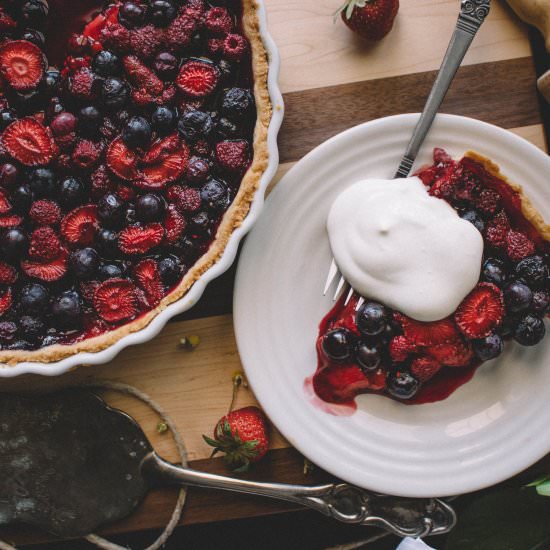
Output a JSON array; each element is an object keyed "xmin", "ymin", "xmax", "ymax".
[
  {"xmin": 1, "ymin": 118, "xmax": 57, "ymax": 166},
  {"xmin": 454, "ymin": 283, "xmax": 504, "ymax": 339},
  {"xmin": 60, "ymin": 205, "xmax": 99, "ymax": 245},
  {"xmin": 0, "ymin": 190, "xmax": 11, "ymax": 215},
  {"xmin": 393, "ymin": 312, "xmax": 460, "ymax": 347},
  {"xmin": 0, "ymin": 40, "xmax": 45, "ymax": 91},
  {"xmin": 0, "ymin": 262, "xmax": 17, "ymax": 285},
  {"xmin": 389, "ymin": 335, "xmax": 417, "ymax": 362},
  {"xmin": 119, "ymin": 223, "xmax": 164, "ymax": 254},
  {"xmin": 93, "ymin": 278, "xmax": 138, "ymax": 323},
  {"xmin": 164, "ymin": 205, "xmax": 186, "ymax": 244},
  {"xmin": 176, "ymin": 60, "xmax": 219, "ymax": 97},
  {"xmin": 410, "ymin": 356, "xmax": 441, "ymax": 383},
  {"xmin": 106, "ymin": 137, "xmax": 139, "ymax": 181},
  {"xmin": 0, "ymin": 288, "xmax": 12, "ymax": 316},
  {"xmin": 21, "ymin": 250, "xmax": 68, "ymax": 282},
  {"xmin": 134, "ymin": 259, "xmax": 164, "ymax": 307},
  {"xmin": 427, "ymin": 340, "xmax": 474, "ymax": 368},
  {"xmin": 139, "ymin": 135, "xmax": 189, "ymax": 188},
  {"xmin": 123, "ymin": 55, "xmax": 163, "ymax": 96},
  {"xmin": 0, "ymin": 214, "xmax": 22, "ymax": 228}
]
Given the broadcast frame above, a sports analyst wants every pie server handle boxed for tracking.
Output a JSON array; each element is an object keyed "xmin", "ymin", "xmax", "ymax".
[
  {"xmin": 143, "ymin": 453, "xmax": 457, "ymax": 538},
  {"xmin": 395, "ymin": 0, "xmax": 491, "ymax": 178}
]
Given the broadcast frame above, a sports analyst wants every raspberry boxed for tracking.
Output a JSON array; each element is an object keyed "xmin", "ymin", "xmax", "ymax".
[
  {"xmin": 223, "ymin": 33, "xmax": 248, "ymax": 61},
  {"xmin": 208, "ymin": 38, "xmax": 225, "ymax": 57},
  {"xmin": 68, "ymin": 67, "xmax": 97, "ymax": 100},
  {"xmin": 130, "ymin": 25, "xmax": 164, "ymax": 59},
  {"xmin": 177, "ymin": 60, "xmax": 219, "ymax": 97},
  {"xmin": 0, "ymin": 261, "xmax": 17, "ymax": 284},
  {"xmin": 506, "ymin": 230, "xmax": 536, "ymax": 262},
  {"xmin": 72, "ymin": 139, "xmax": 102, "ymax": 170},
  {"xmin": 165, "ymin": 205, "xmax": 186, "ymax": 243},
  {"xmin": 100, "ymin": 21, "xmax": 131, "ymax": 52},
  {"xmin": 485, "ymin": 210, "xmax": 510, "ymax": 249},
  {"xmin": 170, "ymin": 185, "xmax": 201, "ymax": 212},
  {"xmin": 389, "ymin": 335, "xmax": 416, "ymax": 362},
  {"xmin": 29, "ymin": 200, "xmax": 61, "ymax": 225},
  {"xmin": 165, "ymin": 13, "xmax": 197, "ymax": 50},
  {"xmin": 29, "ymin": 227, "xmax": 61, "ymax": 261},
  {"xmin": 475, "ymin": 188, "xmax": 501, "ymax": 216},
  {"xmin": 410, "ymin": 356, "xmax": 441, "ymax": 382},
  {"xmin": 215, "ymin": 139, "xmax": 250, "ymax": 172},
  {"xmin": 205, "ymin": 7, "xmax": 233, "ymax": 35}
]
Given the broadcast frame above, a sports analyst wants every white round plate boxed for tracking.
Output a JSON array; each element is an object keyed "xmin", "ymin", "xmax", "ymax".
[{"xmin": 234, "ymin": 114, "xmax": 550, "ymax": 497}]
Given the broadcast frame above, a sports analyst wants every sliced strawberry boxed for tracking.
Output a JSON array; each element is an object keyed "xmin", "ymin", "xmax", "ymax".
[
  {"xmin": 0, "ymin": 214, "xmax": 22, "ymax": 227},
  {"xmin": 427, "ymin": 341, "xmax": 474, "ymax": 368},
  {"xmin": 106, "ymin": 136, "xmax": 139, "ymax": 180},
  {"xmin": 389, "ymin": 335, "xmax": 417, "ymax": 362},
  {"xmin": 21, "ymin": 250, "xmax": 68, "ymax": 282},
  {"xmin": 393, "ymin": 312, "xmax": 460, "ymax": 347},
  {"xmin": 410, "ymin": 356, "xmax": 441, "ymax": 383},
  {"xmin": 0, "ymin": 288, "xmax": 12, "ymax": 316},
  {"xmin": 60, "ymin": 205, "xmax": 99, "ymax": 245},
  {"xmin": 123, "ymin": 55, "xmax": 163, "ymax": 96},
  {"xmin": 454, "ymin": 283, "xmax": 504, "ymax": 339},
  {"xmin": 0, "ymin": 262, "xmax": 17, "ymax": 285},
  {"xmin": 119, "ymin": 223, "xmax": 164, "ymax": 255},
  {"xmin": 140, "ymin": 135, "xmax": 189, "ymax": 188},
  {"xmin": 176, "ymin": 60, "xmax": 219, "ymax": 97},
  {"xmin": 1, "ymin": 118, "xmax": 57, "ymax": 166},
  {"xmin": 134, "ymin": 259, "xmax": 164, "ymax": 307},
  {"xmin": 0, "ymin": 40, "xmax": 45, "ymax": 91},
  {"xmin": 93, "ymin": 278, "xmax": 138, "ymax": 323},
  {"xmin": 164, "ymin": 205, "xmax": 186, "ymax": 244},
  {"xmin": 0, "ymin": 190, "xmax": 11, "ymax": 214}
]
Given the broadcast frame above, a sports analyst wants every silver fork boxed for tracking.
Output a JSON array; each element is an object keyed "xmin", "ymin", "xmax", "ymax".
[{"xmin": 324, "ymin": 0, "xmax": 491, "ymax": 311}]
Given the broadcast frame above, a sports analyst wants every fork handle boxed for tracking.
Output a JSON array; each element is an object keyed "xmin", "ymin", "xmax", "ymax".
[{"xmin": 395, "ymin": 0, "xmax": 491, "ymax": 178}]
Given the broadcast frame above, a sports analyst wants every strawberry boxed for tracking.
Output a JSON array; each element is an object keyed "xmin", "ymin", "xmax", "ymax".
[
  {"xmin": 0, "ymin": 40, "xmax": 45, "ymax": 91},
  {"xmin": 28, "ymin": 227, "xmax": 61, "ymax": 261},
  {"xmin": 123, "ymin": 55, "xmax": 164, "ymax": 97},
  {"xmin": 0, "ymin": 262, "xmax": 17, "ymax": 285},
  {"xmin": 118, "ymin": 223, "xmax": 164, "ymax": 255},
  {"xmin": 410, "ymin": 356, "xmax": 441, "ymax": 382},
  {"xmin": 134, "ymin": 259, "xmax": 164, "ymax": 307},
  {"xmin": 0, "ymin": 191, "xmax": 11, "ymax": 215},
  {"xmin": 164, "ymin": 205, "xmax": 186, "ymax": 244},
  {"xmin": 203, "ymin": 406, "xmax": 269, "ymax": 472},
  {"xmin": 215, "ymin": 140, "xmax": 250, "ymax": 172},
  {"xmin": 21, "ymin": 250, "xmax": 68, "ymax": 282},
  {"xmin": 506, "ymin": 230, "xmax": 536, "ymax": 262},
  {"xmin": 389, "ymin": 335, "xmax": 417, "ymax": 362},
  {"xmin": 0, "ymin": 288, "xmax": 12, "ymax": 316},
  {"xmin": 60, "ymin": 205, "xmax": 99, "ymax": 245},
  {"xmin": 176, "ymin": 60, "xmax": 219, "ymax": 98},
  {"xmin": 29, "ymin": 200, "xmax": 61, "ymax": 225},
  {"xmin": 93, "ymin": 278, "xmax": 138, "ymax": 323},
  {"xmin": 1, "ymin": 118, "xmax": 57, "ymax": 166},
  {"xmin": 427, "ymin": 341, "xmax": 474, "ymax": 368},
  {"xmin": 140, "ymin": 135, "xmax": 189, "ymax": 188},
  {"xmin": 393, "ymin": 312, "xmax": 460, "ymax": 347},
  {"xmin": 454, "ymin": 283, "xmax": 504, "ymax": 339},
  {"xmin": 337, "ymin": 0, "xmax": 399, "ymax": 41},
  {"xmin": 0, "ymin": 215, "xmax": 23, "ymax": 228},
  {"xmin": 485, "ymin": 210, "xmax": 510, "ymax": 249},
  {"xmin": 106, "ymin": 137, "xmax": 139, "ymax": 181}
]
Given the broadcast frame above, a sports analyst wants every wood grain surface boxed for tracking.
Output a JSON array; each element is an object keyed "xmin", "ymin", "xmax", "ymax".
[{"xmin": 2, "ymin": 0, "xmax": 549, "ymax": 546}]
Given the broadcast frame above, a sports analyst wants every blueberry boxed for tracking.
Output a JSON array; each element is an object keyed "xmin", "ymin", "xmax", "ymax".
[
  {"xmin": 52, "ymin": 291, "xmax": 82, "ymax": 329},
  {"xmin": 356, "ymin": 301, "xmax": 388, "ymax": 337},
  {"xmin": 200, "ymin": 178, "xmax": 229, "ymax": 211},
  {"xmin": 0, "ymin": 321, "xmax": 17, "ymax": 344},
  {"xmin": 515, "ymin": 255, "xmax": 549, "ymax": 288},
  {"xmin": 151, "ymin": 105, "xmax": 177, "ymax": 135},
  {"xmin": 11, "ymin": 184, "xmax": 32, "ymax": 213},
  {"xmin": 186, "ymin": 157, "xmax": 210, "ymax": 184},
  {"xmin": 504, "ymin": 280, "xmax": 533, "ymax": 313},
  {"xmin": 179, "ymin": 234, "xmax": 202, "ymax": 261},
  {"xmin": 216, "ymin": 116, "xmax": 239, "ymax": 139},
  {"xmin": 473, "ymin": 333, "xmax": 504, "ymax": 362},
  {"xmin": 158, "ymin": 256, "xmax": 182, "ymax": 285},
  {"xmin": 98, "ymin": 263, "xmax": 124, "ymax": 280},
  {"xmin": 97, "ymin": 193, "xmax": 125, "ymax": 227},
  {"xmin": 150, "ymin": 0, "xmax": 177, "ymax": 26},
  {"xmin": 20, "ymin": 28, "xmax": 46, "ymax": 48},
  {"xmin": 387, "ymin": 369, "xmax": 420, "ymax": 400},
  {"xmin": 92, "ymin": 50, "xmax": 121, "ymax": 77},
  {"xmin": 189, "ymin": 211, "xmax": 212, "ymax": 235},
  {"xmin": 101, "ymin": 77, "xmax": 129, "ymax": 110},
  {"xmin": 0, "ymin": 163, "xmax": 19, "ymax": 189},
  {"xmin": 11, "ymin": 89, "xmax": 43, "ymax": 114},
  {"xmin": 154, "ymin": 52, "xmax": 179, "ymax": 79},
  {"xmin": 1, "ymin": 228, "xmax": 28, "ymax": 260},
  {"xmin": 70, "ymin": 248, "xmax": 99, "ymax": 280},
  {"xmin": 322, "ymin": 328, "xmax": 353, "ymax": 361},
  {"xmin": 532, "ymin": 290, "xmax": 550, "ymax": 316},
  {"xmin": 78, "ymin": 105, "xmax": 102, "ymax": 136},
  {"xmin": 0, "ymin": 109, "xmax": 16, "ymax": 131},
  {"xmin": 222, "ymin": 87, "xmax": 255, "ymax": 121},
  {"xmin": 19, "ymin": 316, "xmax": 45, "ymax": 342},
  {"xmin": 354, "ymin": 341, "xmax": 381, "ymax": 372},
  {"xmin": 498, "ymin": 316, "xmax": 517, "ymax": 338},
  {"xmin": 136, "ymin": 193, "xmax": 165, "ymax": 222},
  {"xmin": 27, "ymin": 167, "xmax": 56, "ymax": 197},
  {"xmin": 125, "ymin": 205, "xmax": 137, "ymax": 225},
  {"xmin": 482, "ymin": 257, "xmax": 508, "ymax": 287},
  {"xmin": 19, "ymin": 283, "xmax": 49, "ymax": 313},
  {"xmin": 513, "ymin": 313, "xmax": 546, "ymax": 346},
  {"xmin": 96, "ymin": 228, "xmax": 119, "ymax": 258},
  {"xmin": 45, "ymin": 96, "xmax": 65, "ymax": 121},
  {"xmin": 20, "ymin": 0, "xmax": 49, "ymax": 28},
  {"xmin": 39, "ymin": 69, "xmax": 61, "ymax": 97},
  {"xmin": 460, "ymin": 210, "xmax": 485, "ymax": 233},
  {"xmin": 178, "ymin": 110, "xmax": 213, "ymax": 142},
  {"xmin": 59, "ymin": 177, "xmax": 86, "ymax": 207},
  {"xmin": 119, "ymin": 1, "xmax": 146, "ymax": 28},
  {"xmin": 122, "ymin": 116, "xmax": 152, "ymax": 149}
]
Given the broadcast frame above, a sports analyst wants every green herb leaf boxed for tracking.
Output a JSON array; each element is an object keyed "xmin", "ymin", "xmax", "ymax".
[{"xmin": 536, "ymin": 481, "xmax": 550, "ymax": 497}]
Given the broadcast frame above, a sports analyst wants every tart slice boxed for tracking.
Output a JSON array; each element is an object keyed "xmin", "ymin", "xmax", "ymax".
[
  {"xmin": 0, "ymin": 0, "xmax": 271, "ymax": 365},
  {"xmin": 311, "ymin": 149, "xmax": 549, "ymax": 409}
]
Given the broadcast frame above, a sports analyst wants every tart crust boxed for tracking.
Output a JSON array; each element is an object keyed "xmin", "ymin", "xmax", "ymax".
[{"xmin": 0, "ymin": 0, "xmax": 272, "ymax": 367}]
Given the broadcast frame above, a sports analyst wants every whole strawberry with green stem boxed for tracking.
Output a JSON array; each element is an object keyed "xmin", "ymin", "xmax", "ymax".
[{"xmin": 336, "ymin": 0, "xmax": 399, "ymax": 41}]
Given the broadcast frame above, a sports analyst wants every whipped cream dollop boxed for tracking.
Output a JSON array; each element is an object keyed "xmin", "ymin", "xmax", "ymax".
[{"xmin": 327, "ymin": 177, "xmax": 483, "ymax": 322}]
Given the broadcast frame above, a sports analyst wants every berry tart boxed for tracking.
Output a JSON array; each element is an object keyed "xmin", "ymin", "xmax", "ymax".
[
  {"xmin": 0, "ymin": 0, "xmax": 271, "ymax": 365},
  {"xmin": 313, "ymin": 148, "xmax": 549, "ymax": 408}
]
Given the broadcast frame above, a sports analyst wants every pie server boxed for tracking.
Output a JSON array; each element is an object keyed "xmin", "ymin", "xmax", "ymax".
[{"xmin": 0, "ymin": 390, "xmax": 456, "ymax": 539}]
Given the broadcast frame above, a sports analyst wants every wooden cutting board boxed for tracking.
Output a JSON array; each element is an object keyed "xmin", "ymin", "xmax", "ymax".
[{"xmin": 1, "ymin": 0, "xmax": 548, "ymax": 546}]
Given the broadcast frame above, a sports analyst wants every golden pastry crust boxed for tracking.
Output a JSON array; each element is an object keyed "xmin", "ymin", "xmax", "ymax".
[
  {"xmin": 465, "ymin": 151, "xmax": 550, "ymax": 242},
  {"xmin": 0, "ymin": 0, "xmax": 272, "ymax": 367}
]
